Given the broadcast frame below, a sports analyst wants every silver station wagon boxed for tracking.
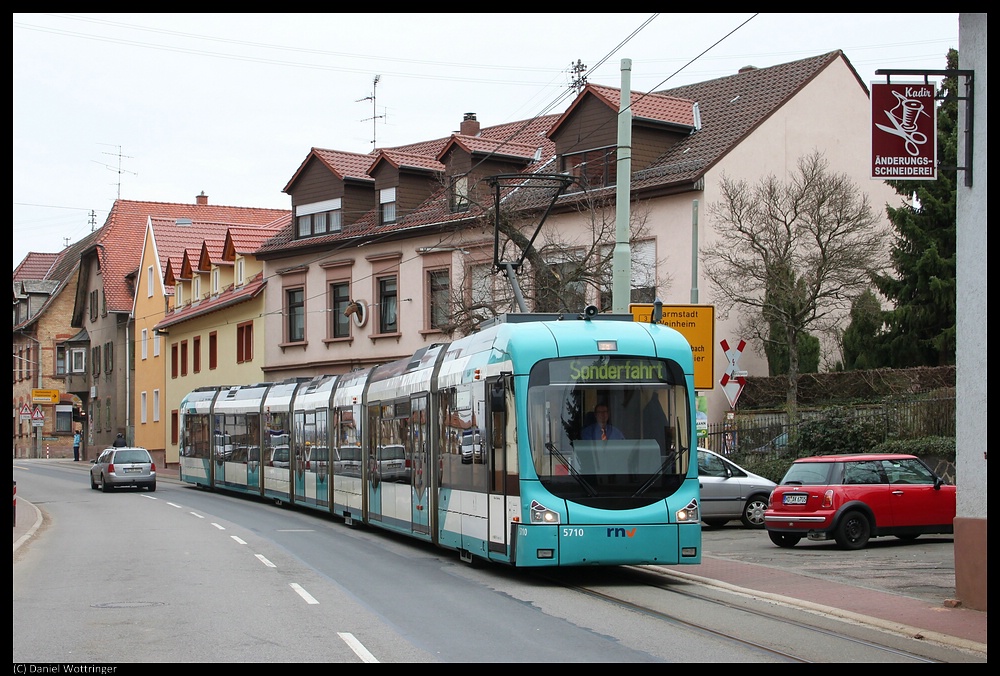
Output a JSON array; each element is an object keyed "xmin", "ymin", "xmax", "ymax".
[{"xmin": 90, "ymin": 447, "xmax": 157, "ymax": 492}]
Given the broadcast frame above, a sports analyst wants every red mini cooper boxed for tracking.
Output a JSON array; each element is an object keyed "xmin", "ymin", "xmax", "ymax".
[{"xmin": 764, "ymin": 453, "xmax": 956, "ymax": 550}]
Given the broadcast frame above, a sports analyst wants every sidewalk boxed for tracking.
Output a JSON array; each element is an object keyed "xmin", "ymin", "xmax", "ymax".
[{"xmin": 14, "ymin": 459, "xmax": 986, "ymax": 658}]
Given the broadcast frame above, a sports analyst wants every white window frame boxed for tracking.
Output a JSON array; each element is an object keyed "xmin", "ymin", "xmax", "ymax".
[
  {"xmin": 141, "ymin": 328, "xmax": 148, "ymax": 360},
  {"xmin": 70, "ymin": 348, "xmax": 86, "ymax": 373},
  {"xmin": 380, "ymin": 188, "xmax": 397, "ymax": 224},
  {"xmin": 193, "ymin": 276, "xmax": 201, "ymax": 301},
  {"xmin": 152, "ymin": 389, "xmax": 160, "ymax": 422},
  {"xmin": 212, "ymin": 268, "xmax": 220, "ymax": 295},
  {"xmin": 235, "ymin": 258, "xmax": 245, "ymax": 286},
  {"xmin": 147, "ymin": 265, "xmax": 154, "ymax": 297},
  {"xmin": 176, "ymin": 283, "xmax": 184, "ymax": 306},
  {"xmin": 153, "ymin": 332, "xmax": 161, "ymax": 357},
  {"xmin": 140, "ymin": 391, "xmax": 148, "ymax": 424}
]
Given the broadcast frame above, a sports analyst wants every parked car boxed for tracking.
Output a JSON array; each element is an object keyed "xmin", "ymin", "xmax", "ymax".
[
  {"xmin": 268, "ymin": 445, "xmax": 290, "ymax": 468},
  {"xmin": 305, "ymin": 445, "xmax": 330, "ymax": 473},
  {"xmin": 90, "ymin": 447, "xmax": 156, "ymax": 492},
  {"xmin": 335, "ymin": 445, "xmax": 362, "ymax": 477},
  {"xmin": 764, "ymin": 453, "xmax": 956, "ymax": 550},
  {"xmin": 378, "ymin": 444, "xmax": 410, "ymax": 483},
  {"xmin": 697, "ymin": 447, "xmax": 776, "ymax": 528}
]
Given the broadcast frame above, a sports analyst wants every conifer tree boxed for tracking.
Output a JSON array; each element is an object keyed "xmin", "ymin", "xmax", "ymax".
[{"xmin": 872, "ymin": 49, "xmax": 958, "ymax": 367}]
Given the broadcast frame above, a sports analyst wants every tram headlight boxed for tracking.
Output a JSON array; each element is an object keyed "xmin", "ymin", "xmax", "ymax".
[
  {"xmin": 529, "ymin": 499, "xmax": 561, "ymax": 524},
  {"xmin": 676, "ymin": 499, "xmax": 700, "ymax": 523},
  {"xmin": 530, "ymin": 507, "xmax": 561, "ymax": 524}
]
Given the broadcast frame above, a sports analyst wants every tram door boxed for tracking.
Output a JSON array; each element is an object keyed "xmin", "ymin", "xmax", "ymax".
[
  {"xmin": 410, "ymin": 395, "xmax": 430, "ymax": 535},
  {"xmin": 366, "ymin": 402, "xmax": 384, "ymax": 523},
  {"xmin": 486, "ymin": 377, "xmax": 515, "ymax": 559}
]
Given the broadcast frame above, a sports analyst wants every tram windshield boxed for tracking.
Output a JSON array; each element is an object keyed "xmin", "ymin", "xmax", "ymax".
[{"xmin": 527, "ymin": 356, "xmax": 691, "ymax": 506}]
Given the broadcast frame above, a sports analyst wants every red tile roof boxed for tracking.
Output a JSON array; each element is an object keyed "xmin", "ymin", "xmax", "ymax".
[
  {"xmin": 369, "ymin": 149, "xmax": 445, "ymax": 174},
  {"xmin": 546, "ymin": 83, "xmax": 697, "ymax": 138},
  {"xmin": 223, "ymin": 223, "xmax": 288, "ymax": 260},
  {"xmin": 283, "ymin": 148, "xmax": 376, "ymax": 192},
  {"xmin": 436, "ymin": 135, "xmax": 539, "ymax": 163},
  {"xmin": 91, "ymin": 199, "xmax": 290, "ymax": 313},
  {"xmin": 155, "ymin": 271, "xmax": 267, "ymax": 331},
  {"xmin": 198, "ymin": 239, "xmax": 228, "ymax": 271},
  {"xmin": 633, "ymin": 51, "xmax": 847, "ymax": 190},
  {"xmin": 13, "ymin": 252, "xmax": 60, "ymax": 281},
  {"xmin": 260, "ymin": 52, "xmax": 850, "ymax": 255}
]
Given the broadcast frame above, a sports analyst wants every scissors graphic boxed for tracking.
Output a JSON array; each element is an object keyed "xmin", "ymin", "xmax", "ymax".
[{"xmin": 876, "ymin": 92, "xmax": 929, "ymax": 156}]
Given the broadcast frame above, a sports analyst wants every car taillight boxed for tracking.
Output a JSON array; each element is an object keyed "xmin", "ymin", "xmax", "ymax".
[
  {"xmin": 821, "ymin": 489, "xmax": 834, "ymax": 508},
  {"xmin": 150, "ymin": 462, "xmax": 156, "ymax": 472},
  {"xmin": 107, "ymin": 463, "xmax": 115, "ymax": 473}
]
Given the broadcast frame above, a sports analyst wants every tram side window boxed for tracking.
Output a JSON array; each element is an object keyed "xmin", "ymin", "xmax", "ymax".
[
  {"xmin": 185, "ymin": 414, "xmax": 211, "ymax": 458},
  {"xmin": 265, "ymin": 413, "xmax": 290, "ymax": 467},
  {"xmin": 439, "ymin": 388, "xmax": 482, "ymax": 491}
]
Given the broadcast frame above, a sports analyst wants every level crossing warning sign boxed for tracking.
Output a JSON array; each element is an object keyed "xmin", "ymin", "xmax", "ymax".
[{"xmin": 719, "ymin": 338, "xmax": 747, "ymax": 409}]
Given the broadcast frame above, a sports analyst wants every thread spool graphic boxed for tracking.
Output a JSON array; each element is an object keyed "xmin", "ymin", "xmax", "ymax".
[{"xmin": 891, "ymin": 91, "xmax": 924, "ymax": 132}]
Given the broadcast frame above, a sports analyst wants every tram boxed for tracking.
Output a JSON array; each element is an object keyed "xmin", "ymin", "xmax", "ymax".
[{"xmin": 179, "ymin": 312, "xmax": 702, "ymax": 567}]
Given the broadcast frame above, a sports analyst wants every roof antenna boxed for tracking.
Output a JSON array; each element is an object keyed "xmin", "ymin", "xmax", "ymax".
[{"xmin": 357, "ymin": 75, "xmax": 384, "ymax": 150}]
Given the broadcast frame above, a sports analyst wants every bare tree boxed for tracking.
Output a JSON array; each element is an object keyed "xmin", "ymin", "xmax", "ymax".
[
  {"xmin": 441, "ymin": 188, "xmax": 671, "ymax": 335},
  {"xmin": 703, "ymin": 151, "xmax": 888, "ymax": 426}
]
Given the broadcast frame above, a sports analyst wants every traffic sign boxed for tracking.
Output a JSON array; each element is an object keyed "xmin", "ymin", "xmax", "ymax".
[
  {"xmin": 32, "ymin": 389, "xmax": 60, "ymax": 404},
  {"xmin": 629, "ymin": 303, "xmax": 715, "ymax": 390},
  {"xmin": 720, "ymin": 338, "xmax": 747, "ymax": 409},
  {"xmin": 31, "ymin": 406, "xmax": 45, "ymax": 427},
  {"xmin": 19, "ymin": 403, "xmax": 32, "ymax": 421}
]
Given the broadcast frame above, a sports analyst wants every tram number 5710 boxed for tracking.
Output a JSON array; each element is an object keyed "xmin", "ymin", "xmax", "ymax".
[{"xmin": 563, "ymin": 528, "xmax": 585, "ymax": 537}]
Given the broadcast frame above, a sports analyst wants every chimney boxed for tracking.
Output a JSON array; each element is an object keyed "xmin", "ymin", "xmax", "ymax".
[
  {"xmin": 738, "ymin": 66, "xmax": 758, "ymax": 74},
  {"xmin": 196, "ymin": 191, "xmax": 208, "ymax": 206},
  {"xmin": 460, "ymin": 112, "xmax": 480, "ymax": 137}
]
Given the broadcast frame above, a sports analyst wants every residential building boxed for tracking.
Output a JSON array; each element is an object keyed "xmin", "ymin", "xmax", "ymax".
[
  {"xmin": 14, "ymin": 238, "xmax": 98, "ymax": 459},
  {"xmin": 254, "ymin": 51, "xmax": 901, "ymax": 423},
  {"xmin": 66, "ymin": 195, "xmax": 290, "ymax": 460},
  {"xmin": 154, "ymin": 221, "xmax": 287, "ymax": 466}
]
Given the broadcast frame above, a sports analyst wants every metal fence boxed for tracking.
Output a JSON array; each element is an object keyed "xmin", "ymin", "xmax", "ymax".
[{"xmin": 698, "ymin": 396, "xmax": 956, "ymax": 458}]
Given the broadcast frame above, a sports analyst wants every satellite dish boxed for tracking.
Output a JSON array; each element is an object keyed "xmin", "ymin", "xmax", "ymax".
[{"xmin": 344, "ymin": 299, "xmax": 368, "ymax": 328}]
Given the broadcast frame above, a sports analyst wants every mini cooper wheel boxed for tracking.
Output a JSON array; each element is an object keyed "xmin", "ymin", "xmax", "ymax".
[{"xmin": 835, "ymin": 510, "xmax": 871, "ymax": 550}]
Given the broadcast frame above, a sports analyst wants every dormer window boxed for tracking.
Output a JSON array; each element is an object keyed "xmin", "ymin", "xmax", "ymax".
[
  {"xmin": 211, "ymin": 268, "xmax": 220, "ymax": 295},
  {"xmin": 235, "ymin": 258, "xmax": 245, "ymax": 287},
  {"xmin": 450, "ymin": 176, "xmax": 470, "ymax": 213},
  {"xmin": 176, "ymin": 283, "xmax": 184, "ymax": 306},
  {"xmin": 379, "ymin": 188, "xmax": 397, "ymax": 225},
  {"xmin": 193, "ymin": 276, "xmax": 201, "ymax": 301},
  {"xmin": 563, "ymin": 146, "xmax": 617, "ymax": 189},
  {"xmin": 295, "ymin": 199, "xmax": 342, "ymax": 239}
]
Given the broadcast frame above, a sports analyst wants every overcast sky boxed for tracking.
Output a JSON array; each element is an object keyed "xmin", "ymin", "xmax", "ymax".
[{"xmin": 12, "ymin": 12, "xmax": 959, "ymax": 270}]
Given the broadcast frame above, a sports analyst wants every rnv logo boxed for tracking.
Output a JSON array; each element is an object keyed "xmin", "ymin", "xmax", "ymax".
[{"xmin": 606, "ymin": 527, "xmax": 637, "ymax": 538}]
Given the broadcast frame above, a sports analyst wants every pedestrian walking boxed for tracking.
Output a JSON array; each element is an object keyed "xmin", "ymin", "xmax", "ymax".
[{"xmin": 73, "ymin": 430, "xmax": 81, "ymax": 461}]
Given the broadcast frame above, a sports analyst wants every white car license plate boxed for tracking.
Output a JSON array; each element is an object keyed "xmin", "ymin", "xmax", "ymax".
[
  {"xmin": 783, "ymin": 493, "xmax": 808, "ymax": 505},
  {"xmin": 124, "ymin": 467, "xmax": 141, "ymax": 474}
]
